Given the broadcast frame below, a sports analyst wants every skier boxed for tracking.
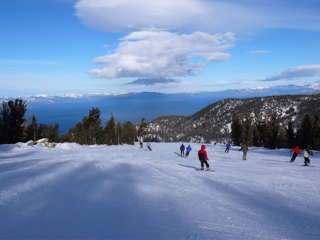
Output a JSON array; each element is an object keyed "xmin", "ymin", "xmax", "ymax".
[
  {"xmin": 180, "ymin": 144, "xmax": 185, "ymax": 156},
  {"xmin": 303, "ymin": 145, "xmax": 313, "ymax": 166},
  {"xmin": 146, "ymin": 142, "xmax": 152, "ymax": 151},
  {"xmin": 185, "ymin": 145, "xmax": 192, "ymax": 157},
  {"xmin": 198, "ymin": 145, "xmax": 210, "ymax": 170},
  {"xmin": 239, "ymin": 143, "xmax": 248, "ymax": 160},
  {"xmin": 290, "ymin": 146, "xmax": 302, "ymax": 162},
  {"xmin": 225, "ymin": 143, "xmax": 231, "ymax": 153},
  {"xmin": 139, "ymin": 141, "xmax": 143, "ymax": 148}
]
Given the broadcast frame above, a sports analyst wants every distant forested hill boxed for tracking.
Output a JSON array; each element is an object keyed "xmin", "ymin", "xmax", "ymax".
[{"xmin": 143, "ymin": 94, "xmax": 320, "ymax": 143}]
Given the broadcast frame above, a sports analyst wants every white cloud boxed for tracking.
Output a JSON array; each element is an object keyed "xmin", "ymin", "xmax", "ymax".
[
  {"xmin": 75, "ymin": 0, "xmax": 320, "ymax": 34},
  {"xmin": 87, "ymin": 31, "xmax": 235, "ymax": 79},
  {"xmin": 75, "ymin": 0, "xmax": 206, "ymax": 33},
  {"xmin": 247, "ymin": 50, "xmax": 270, "ymax": 54},
  {"xmin": 260, "ymin": 65, "xmax": 320, "ymax": 82},
  {"xmin": 74, "ymin": 0, "xmax": 320, "ymax": 86}
]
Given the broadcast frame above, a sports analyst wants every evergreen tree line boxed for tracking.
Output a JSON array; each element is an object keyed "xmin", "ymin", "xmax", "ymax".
[
  {"xmin": 0, "ymin": 99, "xmax": 145, "ymax": 145},
  {"xmin": 231, "ymin": 112, "xmax": 320, "ymax": 150},
  {"xmin": 3, "ymin": 99, "xmax": 318, "ymax": 149},
  {"xmin": 62, "ymin": 108, "xmax": 138, "ymax": 145},
  {"xmin": 0, "ymin": 99, "xmax": 60, "ymax": 144}
]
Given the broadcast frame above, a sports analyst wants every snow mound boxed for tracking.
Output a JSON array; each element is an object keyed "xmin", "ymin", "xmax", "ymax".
[
  {"xmin": 0, "ymin": 144, "xmax": 16, "ymax": 151},
  {"xmin": 55, "ymin": 142, "xmax": 85, "ymax": 151}
]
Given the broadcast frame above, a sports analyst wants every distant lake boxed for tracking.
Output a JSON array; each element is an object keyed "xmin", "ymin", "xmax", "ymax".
[{"xmin": 26, "ymin": 95, "xmax": 221, "ymax": 134}]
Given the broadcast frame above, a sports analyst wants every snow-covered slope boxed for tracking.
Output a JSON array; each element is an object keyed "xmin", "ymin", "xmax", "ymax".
[{"xmin": 0, "ymin": 143, "xmax": 319, "ymax": 239}]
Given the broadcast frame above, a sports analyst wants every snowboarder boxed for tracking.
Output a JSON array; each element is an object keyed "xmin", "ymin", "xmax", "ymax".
[
  {"xmin": 180, "ymin": 144, "xmax": 185, "ymax": 156},
  {"xmin": 239, "ymin": 144, "xmax": 248, "ymax": 160},
  {"xmin": 185, "ymin": 145, "xmax": 192, "ymax": 157},
  {"xmin": 225, "ymin": 143, "xmax": 231, "ymax": 153},
  {"xmin": 139, "ymin": 141, "xmax": 143, "ymax": 148},
  {"xmin": 303, "ymin": 145, "xmax": 313, "ymax": 166},
  {"xmin": 146, "ymin": 142, "xmax": 152, "ymax": 151},
  {"xmin": 290, "ymin": 146, "xmax": 302, "ymax": 162},
  {"xmin": 198, "ymin": 145, "xmax": 210, "ymax": 170}
]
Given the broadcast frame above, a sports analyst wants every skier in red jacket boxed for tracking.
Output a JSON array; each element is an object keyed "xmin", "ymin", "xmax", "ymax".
[
  {"xmin": 290, "ymin": 146, "xmax": 302, "ymax": 162},
  {"xmin": 198, "ymin": 145, "xmax": 210, "ymax": 170}
]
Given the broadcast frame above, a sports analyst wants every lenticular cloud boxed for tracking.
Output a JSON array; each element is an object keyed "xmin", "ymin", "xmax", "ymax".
[
  {"xmin": 87, "ymin": 31, "xmax": 235, "ymax": 79},
  {"xmin": 74, "ymin": 0, "xmax": 206, "ymax": 33},
  {"xmin": 75, "ymin": 0, "xmax": 320, "ymax": 35}
]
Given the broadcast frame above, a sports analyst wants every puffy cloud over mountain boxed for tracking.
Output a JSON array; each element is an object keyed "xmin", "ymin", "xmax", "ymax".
[{"xmin": 86, "ymin": 31, "xmax": 235, "ymax": 81}]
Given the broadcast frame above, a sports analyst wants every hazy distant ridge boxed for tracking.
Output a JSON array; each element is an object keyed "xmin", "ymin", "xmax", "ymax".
[{"xmin": 1, "ymin": 83, "xmax": 320, "ymax": 103}]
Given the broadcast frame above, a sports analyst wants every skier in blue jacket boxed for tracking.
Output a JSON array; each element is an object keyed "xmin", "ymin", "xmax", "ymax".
[
  {"xmin": 185, "ymin": 145, "xmax": 192, "ymax": 157},
  {"xmin": 225, "ymin": 143, "xmax": 231, "ymax": 153}
]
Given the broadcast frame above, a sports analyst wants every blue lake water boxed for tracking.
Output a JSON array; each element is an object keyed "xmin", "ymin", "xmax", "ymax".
[{"xmin": 26, "ymin": 95, "xmax": 221, "ymax": 134}]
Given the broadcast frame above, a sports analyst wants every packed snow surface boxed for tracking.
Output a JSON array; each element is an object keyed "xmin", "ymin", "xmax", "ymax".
[{"xmin": 0, "ymin": 142, "xmax": 319, "ymax": 239}]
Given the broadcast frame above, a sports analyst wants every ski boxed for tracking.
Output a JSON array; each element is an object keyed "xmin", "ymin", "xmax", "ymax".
[
  {"xmin": 195, "ymin": 168, "xmax": 215, "ymax": 172},
  {"xmin": 302, "ymin": 165, "xmax": 315, "ymax": 167}
]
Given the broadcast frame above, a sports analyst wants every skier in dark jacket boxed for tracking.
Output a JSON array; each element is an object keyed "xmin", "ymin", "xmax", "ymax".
[
  {"xmin": 303, "ymin": 145, "xmax": 313, "ymax": 166},
  {"xmin": 180, "ymin": 144, "xmax": 185, "ymax": 156},
  {"xmin": 239, "ymin": 144, "xmax": 248, "ymax": 160},
  {"xmin": 198, "ymin": 145, "xmax": 210, "ymax": 170},
  {"xmin": 290, "ymin": 146, "xmax": 302, "ymax": 162}
]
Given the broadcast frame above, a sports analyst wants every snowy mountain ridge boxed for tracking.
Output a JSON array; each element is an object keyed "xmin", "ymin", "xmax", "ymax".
[
  {"xmin": 0, "ymin": 92, "xmax": 130, "ymax": 103},
  {"xmin": 143, "ymin": 94, "xmax": 320, "ymax": 143},
  {"xmin": 1, "ymin": 82, "xmax": 320, "ymax": 103}
]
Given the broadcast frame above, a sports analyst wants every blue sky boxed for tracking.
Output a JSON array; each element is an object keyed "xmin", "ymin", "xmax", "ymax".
[{"xmin": 1, "ymin": 0, "xmax": 320, "ymax": 97}]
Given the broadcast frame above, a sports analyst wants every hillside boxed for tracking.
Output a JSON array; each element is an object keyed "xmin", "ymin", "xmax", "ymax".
[
  {"xmin": 144, "ymin": 94, "xmax": 320, "ymax": 142},
  {"xmin": 0, "ymin": 142, "xmax": 319, "ymax": 239}
]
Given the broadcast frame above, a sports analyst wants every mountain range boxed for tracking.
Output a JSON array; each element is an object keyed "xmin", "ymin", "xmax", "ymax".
[{"xmin": 1, "ymin": 82, "xmax": 320, "ymax": 104}]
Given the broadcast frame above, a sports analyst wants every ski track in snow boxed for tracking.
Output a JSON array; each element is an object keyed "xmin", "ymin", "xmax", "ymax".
[{"xmin": 0, "ymin": 142, "xmax": 319, "ymax": 239}]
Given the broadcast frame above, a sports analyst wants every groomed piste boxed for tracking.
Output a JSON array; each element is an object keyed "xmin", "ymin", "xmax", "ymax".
[{"xmin": 0, "ymin": 142, "xmax": 319, "ymax": 239}]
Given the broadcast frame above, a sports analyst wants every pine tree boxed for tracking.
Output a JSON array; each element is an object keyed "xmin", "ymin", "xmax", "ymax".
[
  {"xmin": 264, "ymin": 113, "xmax": 279, "ymax": 149},
  {"xmin": 1, "ymin": 99, "xmax": 27, "ymax": 143},
  {"xmin": 278, "ymin": 126, "xmax": 287, "ymax": 149},
  {"xmin": 83, "ymin": 108, "xmax": 102, "ymax": 145},
  {"xmin": 104, "ymin": 114, "xmax": 116, "ymax": 145},
  {"xmin": 121, "ymin": 121, "xmax": 136, "ymax": 145},
  {"xmin": 231, "ymin": 113, "xmax": 242, "ymax": 146},
  {"xmin": 25, "ymin": 115, "xmax": 39, "ymax": 141},
  {"xmin": 116, "ymin": 122, "xmax": 122, "ymax": 145},
  {"xmin": 241, "ymin": 114, "xmax": 253, "ymax": 146},
  {"xmin": 286, "ymin": 121, "xmax": 295, "ymax": 148},
  {"xmin": 255, "ymin": 121, "xmax": 266, "ymax": 147},
  {"xmin": 137, "ymin": 118, "xmax": 148, "ymax": 141},
  {"xmin": 38, "ymin": 123, "xmax": 60, "ymax": 142},
  {"xmin": 299, "ymin": 114, "xmax": 313, "ymax": 148},
  {"xmin": 313, "ymin": 115, "xmax": 320, "ymax": 150}
]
